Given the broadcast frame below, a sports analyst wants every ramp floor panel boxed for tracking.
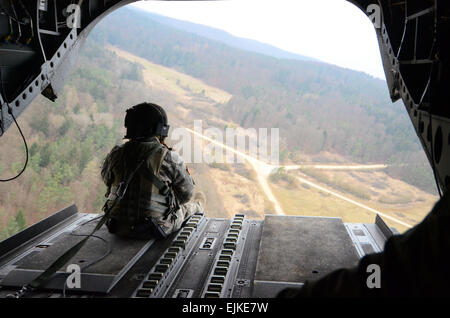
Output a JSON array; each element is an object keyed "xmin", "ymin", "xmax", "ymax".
[
  {"xmin": 1, "ymin": 218, "xmax": 155, "ymax": 293},
  {"xmin": 253, "ymin": 215, "xmax": 360, "ymax": 297},
  {"xmin": 0, "ymin": 212, "xmax": 387, "ymax": 298}
]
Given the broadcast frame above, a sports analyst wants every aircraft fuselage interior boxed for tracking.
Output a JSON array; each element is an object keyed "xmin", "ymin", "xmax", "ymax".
[{"xmin": 0, "ymin": 0, "xmax": 449, "ymax": 298}]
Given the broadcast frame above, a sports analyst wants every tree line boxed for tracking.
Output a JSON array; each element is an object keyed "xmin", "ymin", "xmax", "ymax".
[{"xmin": 89, "ymin": 8, "xmax": 437, "ymax": 194}]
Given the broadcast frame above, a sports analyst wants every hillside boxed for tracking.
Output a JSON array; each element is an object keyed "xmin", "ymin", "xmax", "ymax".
[
  {"xmin": 0, "ymin": 40, "xmax": 272, "ymax": 239},
  {"xmin": 137, "ymin": 10, "xmax": 318, "ymax": 62},
  {"xmin": 0, "ymin": 7, "xmax": 440, "ymax": 239},
  {"xmin": 89, "ymin": 7, "xmax": 437, "ymax": 194}
]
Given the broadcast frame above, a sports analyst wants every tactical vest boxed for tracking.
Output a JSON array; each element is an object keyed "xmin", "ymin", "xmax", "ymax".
[{"xmin": 104, "ymin": 139, "xmax": 177, "ymax": 237}]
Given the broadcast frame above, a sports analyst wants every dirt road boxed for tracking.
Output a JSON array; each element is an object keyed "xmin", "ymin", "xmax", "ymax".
[{"xmin": 186, "ymin": 127, "xmax": 412, "ymax": 229}]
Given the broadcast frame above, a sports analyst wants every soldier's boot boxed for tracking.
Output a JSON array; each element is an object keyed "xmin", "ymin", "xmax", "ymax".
[
  {"xmin": 193, "ymin": 191, "xmax": 206, "ymax": 211},
  {"xmin": 174, "ymin": 193, "xmax": 206, "ymax": 231}
]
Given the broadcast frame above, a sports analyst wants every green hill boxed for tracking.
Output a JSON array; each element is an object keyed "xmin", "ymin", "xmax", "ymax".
[
  {"xmin": 89, "ymin": 7, "xmax": 436, "ymax": 193},
  {"xmin": 0, "ymin": 6, "xmax": 439, "ymax": 240}
]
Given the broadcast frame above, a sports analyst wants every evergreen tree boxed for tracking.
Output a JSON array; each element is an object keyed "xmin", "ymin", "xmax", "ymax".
[{"xmin": 15, "ymin": 209, "xmax": 26, "ymax": 231}]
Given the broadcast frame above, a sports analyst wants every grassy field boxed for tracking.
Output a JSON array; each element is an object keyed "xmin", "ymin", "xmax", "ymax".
[
  {"xmin": 270, "ymin": 181, "xmax": 379, "ymax": 222},
  {"xmin": 108, "ymin": 45, "xmax": 232, "ymax": 104},
  {"xmin": 269, "ymin": 167, "xmax": 438, "ymax": 233}
]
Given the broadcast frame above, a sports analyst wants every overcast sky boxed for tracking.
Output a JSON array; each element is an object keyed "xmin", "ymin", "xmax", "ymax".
[{"xmin": 131, "ymin": 0, "xmax": 385, "ymax": 80}]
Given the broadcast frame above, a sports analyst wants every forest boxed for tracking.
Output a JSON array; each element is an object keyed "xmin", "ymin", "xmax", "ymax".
[
  {"xmin": 0, "ymin": 7, "xmax": 437, "ymax": 239},
  {"xmin": 90, "ymin": 8, "xmax": 436, "ymax": 193},
  {"xmin": 0, "ymin": 41, "xmax": 146, "ymax": 240}
]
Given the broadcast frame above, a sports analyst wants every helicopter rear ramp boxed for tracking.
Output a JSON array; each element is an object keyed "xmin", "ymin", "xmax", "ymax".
[
  {"xmin": 252, "ymin": 215, "xmax": 360, "ymax": 297},
  {"xmin": 0, "ymin": 205, "xmax": 393, "ymax": 298}
]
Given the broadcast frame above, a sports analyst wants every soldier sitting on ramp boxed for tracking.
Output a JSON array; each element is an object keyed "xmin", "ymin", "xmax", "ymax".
[{"xmin": 100, "ymin": 102, "xmax": 205, "ymax": 239}]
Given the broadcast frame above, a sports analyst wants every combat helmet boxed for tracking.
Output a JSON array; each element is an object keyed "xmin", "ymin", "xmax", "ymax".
[{"xmin": 124, "ymin": 102, "xmax": 170, "ymax": 140}]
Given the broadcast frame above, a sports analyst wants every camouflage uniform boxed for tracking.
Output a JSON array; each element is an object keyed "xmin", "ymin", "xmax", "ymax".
[{"xmin": 101, "ymin": 136, "xmax": 203, "ymax": 239}]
